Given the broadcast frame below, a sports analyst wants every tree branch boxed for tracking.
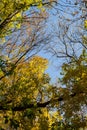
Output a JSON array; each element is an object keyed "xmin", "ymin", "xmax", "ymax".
[
  {"xmin": 0, "ymin": 93, "xmax": 76, "ymax": 111},
  {"xmin": 0, "ymin": 1, "xmax": 57, "ymax": 31},
  {"xmin": 1, "ymin": 91, "xmax": 85, "ymax": 112}
]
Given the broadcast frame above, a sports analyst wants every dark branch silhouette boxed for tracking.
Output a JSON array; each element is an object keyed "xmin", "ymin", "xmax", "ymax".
[{"xmin": 0, "ymin": 92, "xmax": 82, "ymax": 111}]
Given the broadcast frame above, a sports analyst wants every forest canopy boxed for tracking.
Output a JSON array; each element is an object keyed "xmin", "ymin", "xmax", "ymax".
[{"xmin": 0, "ymin": 0, "xmax": 87, "ymax": 130}]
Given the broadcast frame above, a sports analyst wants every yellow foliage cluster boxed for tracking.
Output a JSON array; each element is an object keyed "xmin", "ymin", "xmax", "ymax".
[
  {"xmin": 31, "ymin": 108, "xmax": 62, "ymax": 130},
  {"xmin": 0, "ymin": 0, "xmax": 43, "ymax": 38},
  {"xmin": 0, "ymin": 56, "xmax": 48, "ymax": 104},
  {"xmin": 0, "ymin": 56, "xmax": 50, "ymax": 129},
  {"xmin": 84, "ymin": 20, "xmax": 87, "ymax": 29}
]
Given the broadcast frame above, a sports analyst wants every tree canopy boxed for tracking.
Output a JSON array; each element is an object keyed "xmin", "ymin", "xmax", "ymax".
[
  {"xmin": 0, "ymin": 0, "xmax": 87, "ymax": 130},
  {"xmin": 0, "ymin": 0, "xmax": 57, "ymax": 40}
]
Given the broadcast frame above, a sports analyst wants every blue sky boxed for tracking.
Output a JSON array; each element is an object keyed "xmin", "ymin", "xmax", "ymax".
[
  {"xmin": 37, "ymin": 0, "xmax": 86, "ymax": 83},
  {"xmin": 38, "ymin": 50, "xmax": 62, "ymax": 83}
]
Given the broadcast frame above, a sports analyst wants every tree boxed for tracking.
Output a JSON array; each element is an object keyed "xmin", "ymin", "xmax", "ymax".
[
  {"xmin": 43, "ymin": 0, "xmax": 87, "ymax": 129},
  {"xmin": 0, "ymin": 8, "xmax": 50, "ymax": 80},
  {"xmin": 0, "ymin": 3, "xmax": 53, "ymax": 128},
  {"xmin": 0, "ymin": 0, "xmax": 40, "ymax": 38},
  {"xmin": 57, "ymin": 50, "xmax": 87, "ymax": 129},
  {"xmin": 0, "ymin": 55, "xmax": 51, "ymax": 130},
  {"xmin": 0, "ymin": 0, "xmax": 56, "ymax": 79},
  {"xmin": 0, "ymin": 0, "xmax": 57, "ymax": 39}
]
